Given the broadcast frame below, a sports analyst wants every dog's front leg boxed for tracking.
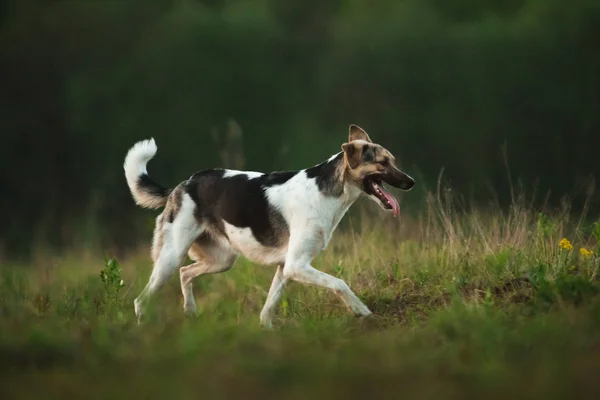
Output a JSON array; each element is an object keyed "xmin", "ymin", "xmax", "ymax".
[
  {"xmin": 282, "ymin": 231, "xmax": 372, "ymax": 318},
  {"xmin": 284, "ymin": 262, "xmax": 372, "ymax": 317}
]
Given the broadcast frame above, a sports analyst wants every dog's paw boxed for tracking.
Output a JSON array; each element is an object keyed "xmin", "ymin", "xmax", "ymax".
[
  {"xmin": 260, "ymin": 320, "xmax": 274, "ymax": 330},
  {"xmin": 183, "ymin": 305, "xmax": 198, "ymax": 317}
]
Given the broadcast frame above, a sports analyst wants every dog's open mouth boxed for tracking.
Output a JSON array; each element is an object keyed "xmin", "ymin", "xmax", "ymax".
[{"xmin": 364, "ymin": 176, "xmax": 400, "ymax": 217}]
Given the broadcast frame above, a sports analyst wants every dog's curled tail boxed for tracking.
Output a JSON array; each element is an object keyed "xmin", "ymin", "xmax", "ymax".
[{"xmin": 123, "ymin": 138, "xmax": 170, "ymax": 209}]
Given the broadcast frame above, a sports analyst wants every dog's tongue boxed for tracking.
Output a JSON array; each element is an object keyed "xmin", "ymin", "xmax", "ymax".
[{"xmin": 379, "ymin": 185, "xmax": 400, "ymax": 217}]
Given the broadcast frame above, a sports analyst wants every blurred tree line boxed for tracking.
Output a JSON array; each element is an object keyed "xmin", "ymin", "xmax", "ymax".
[{"xmin": 1, "ymin": 0, "xmax": 599, "ymax": 258}]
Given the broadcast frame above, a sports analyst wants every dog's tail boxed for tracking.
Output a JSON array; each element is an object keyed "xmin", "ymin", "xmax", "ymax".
[{"xmin": 123, "ymin": 138, "xmax": 170, "ymax": 209}]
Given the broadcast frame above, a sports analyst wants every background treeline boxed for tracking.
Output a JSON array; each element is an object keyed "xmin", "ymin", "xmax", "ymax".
[{"xmin": 1, "ymin": 0, "xmax": 599, "ymax": 259}]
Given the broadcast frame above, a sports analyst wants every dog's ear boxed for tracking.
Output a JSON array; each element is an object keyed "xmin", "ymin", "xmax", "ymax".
[
  {"xmin": 348, "ymin": 124, "xmax": 372, "ymax": 143},
  {"xmin": 342, "ymin": 142, "xmax": 361, "ymax": 169}
]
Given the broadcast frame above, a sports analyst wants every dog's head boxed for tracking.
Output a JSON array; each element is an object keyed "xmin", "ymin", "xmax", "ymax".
[{"xmin": 342, "ymin": 125, "xmax": 414, "ymax": 216}]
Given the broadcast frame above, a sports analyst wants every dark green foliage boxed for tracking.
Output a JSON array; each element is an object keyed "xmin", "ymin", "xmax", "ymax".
[
  {"xmin": 1, "ymin": 0, "xmax": 600, "ymax": 258},
  {"xmin": 98, "ymin": 256, "xmax": 127, "ymax": 321},
  {"xmin": 99, "ymin": 257, "xmax": 125, "ymax": 297},
  {"xmin": 592, "ymin": 222, "xmax": 600, "ymax": 253},
  {"xmin": 528, "ymin": 261, "xmax": 599, "ymax": 307}
]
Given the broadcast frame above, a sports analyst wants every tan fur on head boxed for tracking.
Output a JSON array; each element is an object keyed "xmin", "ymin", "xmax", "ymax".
[
  {"xmin": 342, "ymin": 142, "xmax": 395, "ymax": 178},
  {"xmin": 341, "ymin": 125, "xmax": 400, "ymax": 185},
  {"xmin": 341, "ymin": 142, "xmax": 360, "ymax": 169}
]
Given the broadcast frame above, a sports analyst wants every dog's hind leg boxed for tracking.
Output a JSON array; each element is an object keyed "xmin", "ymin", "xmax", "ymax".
[
  {"xmin": 179, "ymin": 237, "xmax": 237, "ymax": 315},
  {"xmin": 134, "ymin": 194, "xmax": 204, "ymax": 322}
]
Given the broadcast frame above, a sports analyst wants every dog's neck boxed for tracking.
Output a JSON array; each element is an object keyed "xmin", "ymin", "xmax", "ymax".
[
  {"xmin": 305, "ymin": 152, "xmax": 362, "ymax": 244},
  {"xmin": 306, "ymin": 151, "xmax": 363, "ymax": 203}
]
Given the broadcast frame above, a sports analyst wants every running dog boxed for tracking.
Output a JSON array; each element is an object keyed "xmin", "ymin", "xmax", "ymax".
[{"xmin": 123, "ymin": 124, "xmax": 414, "ymax": 327}]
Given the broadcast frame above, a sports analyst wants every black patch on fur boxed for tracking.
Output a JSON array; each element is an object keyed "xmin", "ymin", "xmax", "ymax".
[
  {"xmin": 263, "ymin": 171, "xmax": 298, "ymax": 186},
  {"xmin": 184, "ymin": 169, "xmax": 297, "ymax": 247},
  {"xmin": 362, "ymin": 145, "xmax": 375, "ymax": 163},
  {"xmin": 305, "ymin": 153, "xmax": 344, "ymax": 197},
  {"xmin": 138, "ymin": 174, "xmax": 170, "ymax": 199}
]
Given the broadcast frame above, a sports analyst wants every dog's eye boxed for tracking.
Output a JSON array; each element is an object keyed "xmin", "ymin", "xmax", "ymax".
[{"xmin": 378, "ymin": 159, "xmax": 389, "ymax": 166}]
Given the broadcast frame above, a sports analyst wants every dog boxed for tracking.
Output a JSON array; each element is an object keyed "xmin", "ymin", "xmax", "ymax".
[{"xmin": 123, "ymin": 124, "xmax": 414, "ymax": 327}]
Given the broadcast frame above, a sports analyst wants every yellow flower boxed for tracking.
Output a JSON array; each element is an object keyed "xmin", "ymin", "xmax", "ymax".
[
  {"xmin": 559, "ymin": 238, "xmax": 573, "ymax": 250},
  {"xmin": 580, "ymin": 247, "xmax": 594, "ymax": 258}
]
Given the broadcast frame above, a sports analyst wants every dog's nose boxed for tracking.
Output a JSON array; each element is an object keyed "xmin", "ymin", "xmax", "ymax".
[{"xmin": 400, "ymin": 178, "xmax": 414, "ymax": 190}]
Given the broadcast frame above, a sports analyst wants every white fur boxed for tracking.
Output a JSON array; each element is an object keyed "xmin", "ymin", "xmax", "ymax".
[
  {"xmin": 222, "ymin": 222, "xmax": 288, "ymax": 265},
  {"xmin": 134, "ymin": 193, "xmax": 205, "ymax": 317},
  {"xmin": 222, "ymin": 170, "xmax": 264, "ymax": 179},
  {"xmin": 258, "ymin": 167, "xmax": 370, "ymax": 327},
  {"xmin": 123, "ymin": 138, "xmax": 165, "ymax": 209},
  {"xmin": 265, "ymin": 170, "xmax": 361, "ymax": 251},
  {"xmin": 327, "ymin": 152, "xmax": 342, "ymax": 162}
]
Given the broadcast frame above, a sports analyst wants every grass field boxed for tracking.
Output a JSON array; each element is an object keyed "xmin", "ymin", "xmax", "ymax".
[{"xmin": 2, "ymin": 194, "xmax": 600, "ymax": 399}]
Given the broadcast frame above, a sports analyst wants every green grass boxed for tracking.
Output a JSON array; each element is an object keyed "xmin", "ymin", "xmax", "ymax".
[{"xmin": 2, "ymin": 197, "xmax": 600, "ymax": 399}]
